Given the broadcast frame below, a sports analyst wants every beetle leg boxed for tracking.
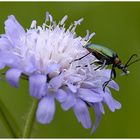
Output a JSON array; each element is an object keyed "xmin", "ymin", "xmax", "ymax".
[
  {"xmin": 103, "ymin": 65, "xmax": 115, "ymax": 91},
  {"xmin": 99, "ymin": 60, "xmax": 107, "ymax": 70},
  {"xmin": 112, "ymin": 68, "xmax": 116, "ymax": 79},
  {"xmin": 70, "ymin": 52, "xmax": 91, "ymax": 64},
  {"xmin": 94, "ymin": 65, "xmax": 102, "ymax": 71},
  {"xmin": 76, "ymin": 60, "xmax": 100, "ymax": 68},
  {"xmin": 94, "ymin": 60, "xmax": 106, "ymax": 71}
]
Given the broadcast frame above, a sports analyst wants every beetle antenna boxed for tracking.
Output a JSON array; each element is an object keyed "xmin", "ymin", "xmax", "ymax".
[
  {"xmin": 124, "ymin": 53, "xmax": 140, "ymax": 68},
  {"xmin": 124, "ymin": 54, "xmax": 137, "ymax": 67},
  {"xmin": 125, "ymin": 58, "xmax": 140, "ymax": 67}
]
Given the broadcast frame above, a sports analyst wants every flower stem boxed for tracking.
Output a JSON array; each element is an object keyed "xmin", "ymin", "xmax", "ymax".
[
  {"xmin": 0, "ymin": 98, "xmax": 20, "ymax": 137},
  {"xmin": 22, "ymin": 98, "xmax": 39, "ymax": 138}
]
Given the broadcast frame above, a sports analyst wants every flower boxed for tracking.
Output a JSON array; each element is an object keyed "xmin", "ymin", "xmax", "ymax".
[{"xmin": 0, "ymin": 12, "xmax": 121, "ymax": 134}]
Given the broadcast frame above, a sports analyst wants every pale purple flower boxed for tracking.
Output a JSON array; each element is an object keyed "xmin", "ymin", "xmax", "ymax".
[{"xmin": 0, "ymin": 12, "xmax": 121, "ymax": 134}]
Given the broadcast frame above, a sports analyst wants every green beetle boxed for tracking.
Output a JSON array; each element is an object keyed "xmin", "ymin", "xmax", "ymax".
[{"xmin": 73, "ymin": 44, "xmax": 140, "ymax": 91}]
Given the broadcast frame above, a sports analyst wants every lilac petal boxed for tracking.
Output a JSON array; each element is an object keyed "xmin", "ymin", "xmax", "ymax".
[
  {"xmin": 0, "ymin": 51, "xmax": 21, "ymax": 68},
  {"xmin": 101, "ymin": 69, "xmax": 111, "ymax": 78},
  {"xmin": 49, "ymin": 74, "xmax": 63, "ymax": 90},
  {"xmin": 36, "ymin": 96, "xmax": 55, "ymax": 124},
  {"xmin": 98, "ymin": 102, "xmax": 105, "ymax": 114},
  {"xmin": 46, "ymin": 63, "xmax": 60, "ymax": 74},
  {"xmin": 24, "ymin": 55, "xmax": 37, "ymax": 74},
  {"xmin": 61, "ymin": 89, "xmax": 76, "ymax": 111},
  {"xmin": 24, "ymin": 64, "xmax": 36, "ymax": 74},
  {"xmin": 0, "ymin": 37, "xmax": 13, "ymax": 50},
  {"xmin": 0, "ymin": 62, "xmax": 5, "ymax": 69},
  {"xmin": 67, "ymin": 83, "xmax": 77, "ymax": 93},
  {"xmin": 78, "ymin": 88, "xmax": 103, "ymax": 103},
  {"xmin": 73, "ymin": 99, "xmax": 91, "ymax": 129},
  {"xmin": 67, "ymin": 74, "xmax": 83, "ymax": 83},
  {"xmin": 102, "ymin": 91, "xmax": 121, "ymax": 112},
  {"xmin": 56, "ymin": 89, "xmax": 67, "ymax": 103},
  {"xmin": 82, "ymin": 80, "xmax": 100, "ymax": 89},
  {"xmin": 108, "ymin": 80, "xmax": 119, "ymax": 91},
  {"xmin": 90, "ymin": 103, "xmax": 103, "ymax": 134},
  {"xmin": 5, "ymin": 15, "xmax": 25, "ymax": 45},
  {"xmin": 29, "ymin": 74, "xmax": 47, "ymax": 98},
  {"xmin": 113, "ymin": 99, "xmax": 122, "ymax": 110},
  {"xmin": 6, "ymin": 68, "xmax": 22, "ymax": 87}
]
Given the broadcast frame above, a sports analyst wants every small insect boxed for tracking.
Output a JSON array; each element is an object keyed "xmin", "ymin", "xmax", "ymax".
[{"xmin": 72, "ymin": 43, "xmax": 140, "ymax": 91}]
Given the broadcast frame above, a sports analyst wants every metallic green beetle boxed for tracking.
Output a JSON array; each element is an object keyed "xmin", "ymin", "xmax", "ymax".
[{"xmin": 73, "ymin": 43, "xmax": 140, "ymax": 91}]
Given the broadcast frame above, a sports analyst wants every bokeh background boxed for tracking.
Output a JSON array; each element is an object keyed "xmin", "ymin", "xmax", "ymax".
[{"xmin": 0, "ymin": 2, "xmax": 140, "ymax": 138}]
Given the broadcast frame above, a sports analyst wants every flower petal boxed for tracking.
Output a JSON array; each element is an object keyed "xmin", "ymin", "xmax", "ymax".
[
  {"xmin": 56, "ymin": 89, "xmax": 67, "ymax": 103},
  {"xmin": 102, "ymin": 91, "xmax": 121, "ymax": 112},
  {"xmin": 78, "ymin": 88, "xmax": 103, "ymax": 103},
  {"xmin": 6, "ymin": 68, "xmax": 22, "ymax": 87},
  {"xmin": 67, "ymin": 83, "xmax": 77, "ymax": 93},
  {"xmin": 0, "ymin": 51, "xmax": 21, "ymax": 68},
  {"xmin": 0, "ymin": 62, "xmax": 5, "ymax": 69},
  {"xmin": 82, "ymin": 80, "xmax": 101, "ymax": 89},
  {"xmin": 23, "ymin": 55, "xmax": 37, "ymax": 74},
  {"xmin": 98, "ymin": 102, "xmax": 105, "ymax": 114},
  {"xmin": 73, "ymin": 99, "xmax": 91, "ymax": 129},
  {"xmin": 0, "ymin": 37, "xmax": 13, "ymax": 50},
  {"xmin": 46, "ymin": 63, "xmax": 60, "ymax": 74},
  {"xmin": 36, "ymin": 96, "xmax": 55, "ymax": 124},
  {"xmin": 49, "ymin": 74, "xmax": 63, "ymax": 90},
  {"xmin": 90, "ymin": 103, "xmax": 103, "ymax": 134},
  {"xmin": 61, "ymin": 89, "xmax": 76, "ymax": 110},
  {"xmin": 5, "ymin": 15, "xmax": 25, "ymax": 45},
  {"xmin": 29, "ymin": 74, "xmax": 48, "ymax": 98},
  {"xmin": 108, "ymin": 80, "xmax": 119, "ymax": 91},
  {"xmin": 113, "ymin": 98, "xmax": 122, "ymax": 110}
]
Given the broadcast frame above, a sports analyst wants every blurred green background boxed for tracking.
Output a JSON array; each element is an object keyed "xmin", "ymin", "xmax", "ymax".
[{"xmin": 0, "ymin": 2, "xmax": 140, "ymax": 138}]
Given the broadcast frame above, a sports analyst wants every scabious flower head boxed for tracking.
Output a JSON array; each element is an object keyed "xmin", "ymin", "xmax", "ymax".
[{"xmin": 0, "ymin": 12, "xmax": 121, "ymax": 134}]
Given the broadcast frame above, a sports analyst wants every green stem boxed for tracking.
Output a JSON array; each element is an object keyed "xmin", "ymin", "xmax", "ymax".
[
  {"xmin": 0, "ymin": 98, "xmax": 20, "ymax": 138},
  {"xmin": 22, "ymin": 98, "xmax": 39, "ymax": 138}
]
